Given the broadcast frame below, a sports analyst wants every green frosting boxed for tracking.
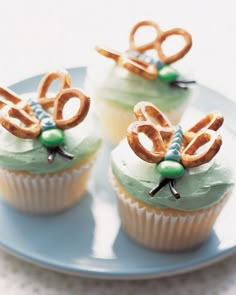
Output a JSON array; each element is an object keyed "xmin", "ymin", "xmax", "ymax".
[
  {"xmin": 0, "ymin": 93, "xmax": 102, "ymax": 174},
  {"xmin": 85, "ymin": 56, "xmax": 193, "ymax": 112},
  {"xmin": 111, "ymin": 139, "xmax": 234, "ymax": 211}
]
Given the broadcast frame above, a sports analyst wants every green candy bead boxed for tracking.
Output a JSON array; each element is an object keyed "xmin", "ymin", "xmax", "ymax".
[
  {"xmin": 40, "ymin": 128, "xmax": 65, "ymax": 148},
  {"xmin": 157, "ymin": 160, "xmax": 185, "ymax": 179},
  {"xmin": 159, "ymin": 66, "xmax": 179, "ymax": 82}
]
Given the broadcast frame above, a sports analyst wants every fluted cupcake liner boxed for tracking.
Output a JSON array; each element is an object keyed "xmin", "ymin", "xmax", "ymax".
[
  {"xmin": 0, "ymin": 159, "xmax": 95, "ymax": 215},
  {"xmin": 112, "ymin": 177, "xmax": 231, "ymax": 252},
  {"xmin": 95, "ymin": 98, "xmax": 189, "ymax": 145}
]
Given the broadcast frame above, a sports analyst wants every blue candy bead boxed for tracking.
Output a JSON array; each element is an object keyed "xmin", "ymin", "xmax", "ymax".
[
  {"xmin": 172, "ymin": 137, "xmax": 182, "ymax": 144},
  {"xmin": 28, "ymin": 98, "xmax": 37, "ymax": 106},
  {"xmin": 175, "ymin": 125, "xmax": 182, "ymax": 132},
  {"xmin": 142, "ymin": 55, "xmax": 153, "ymax": 63},
  {"xmin": 155, "ymin": 60, "xmax": 165, "ymax": 70},
  {"xmin": 35, "ymin": 108, "xmax": 44, "ymax": 117},
  {"xmin": 38, "ymin": 112, "xmax": 50, "ymax": 121},
  {"xmin": 165, "ymin": 149, "xmax": 181, "ymax": 162},
  {"xmin": 170, "ymin": 142, "xmax": 181, "ymax": 150},
  {"xmin": 41, "ymin": 117, "xmax": 56, "ymax": 130}
]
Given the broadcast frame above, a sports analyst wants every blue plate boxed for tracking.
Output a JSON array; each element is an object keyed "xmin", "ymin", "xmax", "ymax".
[{"xmin": 0, "ymin": 67, "xmax": 235, "ymax": 279}]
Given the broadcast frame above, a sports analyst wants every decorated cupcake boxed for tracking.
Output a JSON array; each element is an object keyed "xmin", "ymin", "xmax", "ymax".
[
  {"xmin": 111, "ymin": 101, "xmax": 234, "ymax": 251},
  {"xmin": 0, "ymin": 70, "xmax": 101, "ymax": 214},
  {"xmin": 85, "ymin": 20, "xmax": 195, "ymax": 144}
]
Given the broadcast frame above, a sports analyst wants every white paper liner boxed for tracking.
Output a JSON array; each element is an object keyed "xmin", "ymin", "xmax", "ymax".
[
  {"xmin": 95, "ymin": 98, "xmax": 189, "ymax": 144},
  {"xmin": 0, "ymin": 160, "xmax": 95, "ymax": 215},
  {"xmin": 113, "ymin": 181, "xmax": 230, "ymax": 251}
]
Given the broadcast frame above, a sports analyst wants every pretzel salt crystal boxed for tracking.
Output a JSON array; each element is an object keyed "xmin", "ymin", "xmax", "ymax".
[
  {"xmin": 38, "ymin": 69, "xmax": 71, "ymax": 109},
  {"xmin": 0, "ymin": 88, "xmax": 40, "ymax": 138},
  {"xmin": 53, "ymin": 88, "xmax": 90, "ymax": 130}
]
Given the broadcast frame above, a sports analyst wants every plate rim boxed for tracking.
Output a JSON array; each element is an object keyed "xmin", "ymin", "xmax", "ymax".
[{"xmin": 0, "ymin": 237, "xmax": 236, "ymax": 280}]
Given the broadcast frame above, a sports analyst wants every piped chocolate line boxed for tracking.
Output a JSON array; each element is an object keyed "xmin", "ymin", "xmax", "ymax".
[
  {"xmin": 47, "ymin": 149, "xmax": 57, "ymax": 163},
  {"xmin": 56, "ymin": 147, "xmax": 74, "ymax": 160},
  {"xmin": 149, "ymin": 178, "xmax": 170, "ymax": 197},
  {"xmin": 170, "ymin": 80, "xmax": 196, "ymax": 90},
  {"xmin": 149, "ymin": 178, "xmax": 181, "ymax": 199},
  {"xmin": 47, "ymin": 147, "xmax": 74, "ymax": 163},
  {"xmin": 169, "ymin": 179, "xmax": 181, "ymax": 199}
]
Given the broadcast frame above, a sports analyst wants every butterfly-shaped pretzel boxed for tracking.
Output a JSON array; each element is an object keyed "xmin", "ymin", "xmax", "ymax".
[
  {"xmin": 127, "ymin": 102, "xmax": 224, "ymax": 198},
  {"xmin": 96, "ymin": 20, "xmax": 194, "ymax": 88},
  {"xmin": 0, "ymin": 70, "xmax": 90, "ymax": 162}
]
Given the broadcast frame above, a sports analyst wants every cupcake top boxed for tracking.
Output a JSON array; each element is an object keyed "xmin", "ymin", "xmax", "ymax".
[
  {"xmin": 0, "ymin": 70, "xmax": 101, "ymax": 174},
  {"xmin": 85, "ymin": 60, "xmax": 191, "ymax": 112},
  {"xmin": 111, "ymin": 102, "xmax": 234, "ymax": 211},
  {"xmin": 86, "ymin": 20, "xmax": 195, "ymax": 111}
]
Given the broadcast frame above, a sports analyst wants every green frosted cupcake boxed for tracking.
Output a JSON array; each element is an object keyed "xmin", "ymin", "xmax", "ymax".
[
  {"xmin": 85, "ymin": 20, "xmax": 195, "ymax": 144},
  {"xmin": 0, "ymin": 70, "xmax": 101, "ymax": 214}
]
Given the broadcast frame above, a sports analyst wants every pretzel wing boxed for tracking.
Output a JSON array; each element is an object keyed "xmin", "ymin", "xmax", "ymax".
[
  {"xmin": 181, "ymin": 130, "xmax": 222, "ymax": 168},
  {"xmin": 155, "ymin": 28, "xmax": 192, "ymax": 64},
  {"xmin": 121, "ymin": 56, "xmax": 157, "ymax": 80},
  {"xmin": 129, "ymin": 20, "xmax": 162, "ymax": 53},
  {"xmin": 38, "ymin": 69, "xmax": 71, "ymax": 109},
  {"xmin": 127, "ymin": 102, "xmax": 174, "ymax": 163},
  {"xmin": 0, "ymin": 88, "xmax": 40, "ymax": 138},
  {"xmin": 182, "ymin": 112, "xmax": 224, "ymax": 168},
  {"xmin": 53, "ymin": 88, "xmax": 90, "ymax": 130}
]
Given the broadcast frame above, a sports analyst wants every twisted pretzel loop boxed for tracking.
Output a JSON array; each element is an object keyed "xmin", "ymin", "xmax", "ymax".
[{"xmin": 129, "ymin": 20, "xmax": 192, "ymax": 64}]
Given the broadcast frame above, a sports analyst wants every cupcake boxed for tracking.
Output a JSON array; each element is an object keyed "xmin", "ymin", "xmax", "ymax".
[
  {"xmin": 111, "ymin": 101, "xmax": 234, "ymax": 251},
  {"xmin": 85, "ymin": 20, "xmax": 195, "ymax": 144},
  {"xmin": 0, "ymin": 70, "xmax": 101, "ymax": 214}
]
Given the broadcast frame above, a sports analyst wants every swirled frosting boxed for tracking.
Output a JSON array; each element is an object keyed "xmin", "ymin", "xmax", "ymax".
[
  {"xmin": 85, "ymin": 55, "xmax": 193, "ymax": 111},
  {"xmin": 0, "ymin": 93, "xmax": 102, "ymax": 174},
  {"xmin": 111, "ymin": 139, "xmax": 234, "ymax": 211}
]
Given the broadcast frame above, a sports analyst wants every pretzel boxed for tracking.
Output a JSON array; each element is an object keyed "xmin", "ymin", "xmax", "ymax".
[
  {"xmin": 0, "ymin": 69, "xmax": 91, "ymax": 140},
  {"xmin": 181, "ymin": 112, "xmax": 224, "ymax": 167},
  {"xmin": 183, "ymin": 112, "xmax": 224, "ymax": 143},
  {"xmin": 38, "ymin": 69, "xmax": 71, "ymax": 109},
  {"xmin": 53, "ymin": 88, "xmax": 90, "ymax": 130},
  {"xmin": 127, "ymin": 102, "xmax": 223, "ymax": 169},
  {"xmin": 96, "ymin": 46, "xmax": 157, "ymax": 80},
  {"xmin": 96, "ymin": 20, "xmax": 192, "ymax": 80},
  {"xmin": 129, "ymin": 20, "xmax": 192, "ymax": 64},
  {"xmin": 0, "ymin": 87, "xmax": 40, "ymax": 138},
  {"xmin": 133, "ymin": 101, "xmax": 173, "ymax": 139},
  {"xmin": 127, "ymin": 101, "xmax": 173, "ymax": 162},
  {"xmin": 181, "ymin": 130, "xmax": 222, "ymax": 168},
  {"xmin": 127, "ymin": 121, "xmax": 166, "ymax": 163}
]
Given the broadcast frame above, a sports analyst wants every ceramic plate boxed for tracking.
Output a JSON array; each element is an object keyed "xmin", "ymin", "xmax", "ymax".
[{"xmin": 0, "ymin": 67, "xmax": 235, "ymax": 279}]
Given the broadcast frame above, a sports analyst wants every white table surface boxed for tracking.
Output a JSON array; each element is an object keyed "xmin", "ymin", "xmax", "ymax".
[{"xmin": 0, "ymin": 0, "xmax": 236, "ymax": 294}]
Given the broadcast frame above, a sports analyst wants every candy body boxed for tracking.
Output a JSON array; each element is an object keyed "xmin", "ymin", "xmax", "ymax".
[
  {"xmin": 39, "ymin": 129, "xmax": 65, "ymax": 147},
  {"xmin": 157, "ymin": 160, "xmax": 185, "ymax": 178},
  {"xmin": 159, "ymin": 66, "xmax": 179, "ymax": 82}
]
